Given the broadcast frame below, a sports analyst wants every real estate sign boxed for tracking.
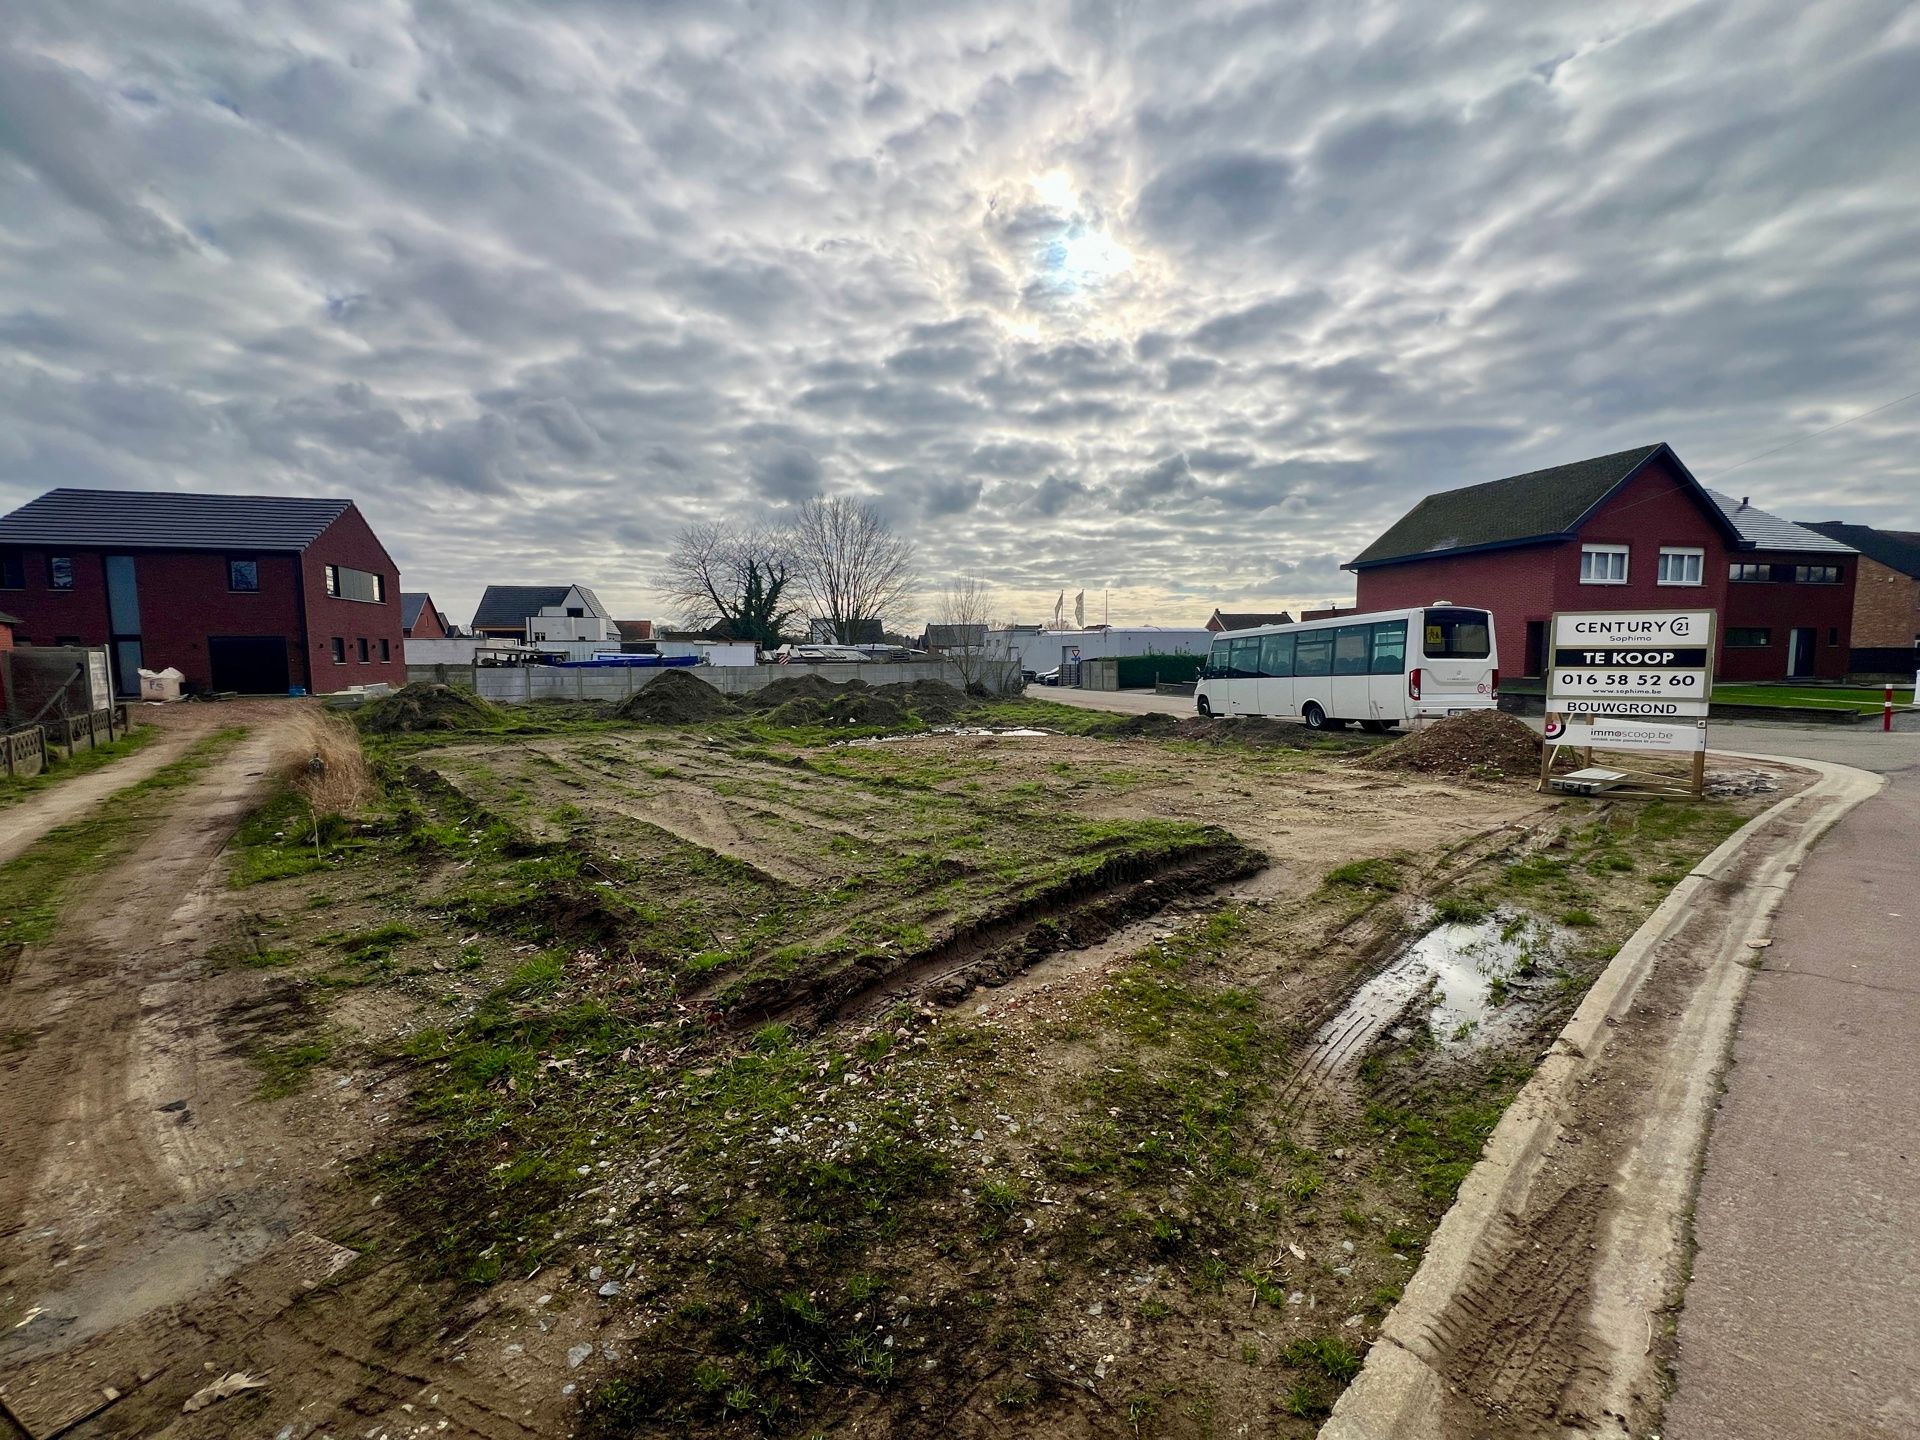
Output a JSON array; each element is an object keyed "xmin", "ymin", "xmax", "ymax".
[
  {"xmin": 1559, "ymin": 715, "xmax": 1707, "ymax": 753},
  {"xmin": 1546, "ymin": 609, "xmax": 1714, "ymax": 718}
]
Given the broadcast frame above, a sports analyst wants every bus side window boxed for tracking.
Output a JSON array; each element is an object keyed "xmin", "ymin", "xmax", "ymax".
[
  {"xmin": 1370, "ymin": 621, "xmax": 1407, "ymax": 674},
  {"xmin": 1295, "ymin": 631, "xmax": 1333, "ymax": 677},
  {"xmin": 1332, "ymin": 625, "xmax": 1370, "ymax": 675},
  {"xmin": 1229, "ymin": 637, "xmax": 1262, "ymax": 677},
  {"xmin": 1259, "ymin": 631, "xmax": 1294, "ymax": 677},
  {"xmin": 1206, "ymin": 638, "xmax": 1230, "ymax": 677}
]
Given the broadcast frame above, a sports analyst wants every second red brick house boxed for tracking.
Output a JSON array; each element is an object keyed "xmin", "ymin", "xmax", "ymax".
[
  {"xmin": 1346, "ymin": 444, "xmax": 1857, "ymax": 682},
  {"xmin": 0, "ymin": 488, "xmax": 404, "ymax": 696}
]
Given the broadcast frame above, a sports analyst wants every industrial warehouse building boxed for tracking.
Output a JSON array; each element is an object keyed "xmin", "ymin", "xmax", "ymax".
[
  {"xmin": 0, "ymin": 488, "xmax": 404, "ymax": 696},
  {"xmin": 1348, "ymin": 444, "xmax": 1858, "ymax": 683}
]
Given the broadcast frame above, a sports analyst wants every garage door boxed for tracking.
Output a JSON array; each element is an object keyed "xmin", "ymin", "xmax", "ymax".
[{"xmin": 208, "ymin": 636, "xmax": 291, "ymax": 694}]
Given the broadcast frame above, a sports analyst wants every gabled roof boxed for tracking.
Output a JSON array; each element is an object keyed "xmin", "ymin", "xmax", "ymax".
[
  {"xmin": 562, "ymin": 585, "xmax": 613, "ymax": 620},
  {"xmin": 0, "ymin": 487, "xmax": 352, "ymax": 551},
  {"xmin": 400, "ymin": 592, "xmax": 434, "ymax": 630},
  {"xmin": 1209, "ymin": 609, "xmax": 1295, "ymax": 630},
  {"xmin": 472, "ymin": 585, "xmax": 570, "ymax": 630},
  {"xmin": 1706, "ymin": 492, "xmax": 1854, "ymax": 556},
  {"xmin": 1347, "ymin": 443, "xmax": 1746, "ymax": 570},
  {"xmin": 1800, "ymin": 521, "xmax": 1920, "ymax": 576}
]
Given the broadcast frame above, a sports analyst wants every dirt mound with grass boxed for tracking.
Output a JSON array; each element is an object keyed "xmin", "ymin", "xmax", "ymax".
[
  {"xmin": 1355, "ymin": 708, "xmax": 1542, "ymax": 778},
  {"xmin": 357, "ymin": 682, "xmax": 500, "ymax": 734},
  {"xmin": 871, "ymin": 679, "xmax": 971, "ymax": 724},
  {"xmin": 616, "ymin": 669, "xmax": 738, "ymax": 724},
  {"xmin": 740, "ymin": 672, "xmax": 851, "ymax": 710}
]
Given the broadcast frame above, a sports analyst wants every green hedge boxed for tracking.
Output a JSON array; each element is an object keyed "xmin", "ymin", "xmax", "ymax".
[{"xmin": 1115, "ymin": 653, "xmax": 1204, "ymax": 689}]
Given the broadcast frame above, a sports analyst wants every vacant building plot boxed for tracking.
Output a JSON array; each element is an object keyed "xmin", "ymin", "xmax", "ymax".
[{"xmin": 0, "ymin": 688, "xmax": 1783, "ymax": 1440}]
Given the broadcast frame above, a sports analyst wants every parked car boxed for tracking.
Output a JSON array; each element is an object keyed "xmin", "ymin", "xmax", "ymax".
[{"xmin": 1036, "ymin": 667, "xmax": 1061, "ymax": 686}]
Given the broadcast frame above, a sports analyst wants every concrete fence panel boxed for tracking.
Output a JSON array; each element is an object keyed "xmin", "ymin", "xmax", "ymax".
[{"xmin": 422, "ymin": 659, "xmax": 1020, "ymax": 707}]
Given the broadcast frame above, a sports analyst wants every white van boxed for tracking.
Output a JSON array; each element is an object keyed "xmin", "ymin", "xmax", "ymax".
[{"xmin": 1193, "ymin": 605, "xmax": 1499, "ymax": 731}]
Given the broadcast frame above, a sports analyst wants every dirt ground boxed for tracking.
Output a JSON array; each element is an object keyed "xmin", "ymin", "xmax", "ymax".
[{"xmin": 0, "ymin": 701, "xmax": 1783, "ymax": 1440}]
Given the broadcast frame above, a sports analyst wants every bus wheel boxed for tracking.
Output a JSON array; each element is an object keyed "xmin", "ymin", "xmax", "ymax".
[
  {"xmin": 1197, "ymin": 695, "xmax": 1212, "ymax": 718},
  {"xmin": 1360, "ymin": 719, "xmax": 1392, "ymax": 734},
  {"xmin": 1302, "ymin": 702, "xmax": 1328, "ymax": 730}
]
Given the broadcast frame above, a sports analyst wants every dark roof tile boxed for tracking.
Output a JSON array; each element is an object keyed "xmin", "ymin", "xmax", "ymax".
[
  {"xmin": 0, "ymin": 487, "xmax": 351, "ymax": 551},
  {"xmin": 471, "ymin": 585, "xmax": 571, "ymax": 629},
  {"xmin": 1349, "ymin": 445, "xmax": 1672, "ymax": 568},
  {"xmin": 1801, "ymin": 521, "xmax": 1920, "ymax": 576}
]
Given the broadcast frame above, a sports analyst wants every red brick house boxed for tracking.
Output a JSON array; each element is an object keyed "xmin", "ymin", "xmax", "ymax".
[
  {"xmin": 1347, "ymin": 444, "xmax": 1858, "ymax": 683},
  {"xmin": 0, "ymin": 489, "xmax": 404, "ymax": 696},
  {"xmin": 401, "ymin": 591, "xmax": 451, "ymax": 639}
]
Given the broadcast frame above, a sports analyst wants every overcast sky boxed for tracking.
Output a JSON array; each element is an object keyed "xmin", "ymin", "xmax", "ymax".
[{"xmin": 1, "ymin": 1, "xmax": 1916, "ymax": 630}]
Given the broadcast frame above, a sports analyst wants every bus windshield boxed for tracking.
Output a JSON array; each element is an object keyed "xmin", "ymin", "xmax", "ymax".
[{"xmin": 1422, "ymin": 608, "xmax": 1492, "ymax": 659}]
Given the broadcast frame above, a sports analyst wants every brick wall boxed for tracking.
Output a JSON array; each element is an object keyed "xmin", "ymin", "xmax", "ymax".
[
  {"xmin": 1721, "ymin": 552, "xmax": 1856, "ymax": 682},
  {"xmin": 299, "ymin": 507, "xmax": 407, "ymax": 693},
  {"xmin": 1850, "ymin": 556, "xmax": 1920, "ymax": 648}
]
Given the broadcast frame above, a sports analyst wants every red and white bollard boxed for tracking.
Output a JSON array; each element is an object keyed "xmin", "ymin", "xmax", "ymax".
[{"xmin": 1886, "ymin": 684, "xmax": 1895, "ymax": 733}]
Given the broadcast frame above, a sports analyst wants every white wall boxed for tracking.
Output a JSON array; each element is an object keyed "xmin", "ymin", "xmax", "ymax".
[
  {"xmin": 987, "ymin": 626, "xmax": 1215, "ymax": 672},
  {"xmin": 406, "ymin": 659, "xmax": 1021, "ymax": 703},
  {"xmin": 656, "ymin": 641, "xmax": 758, "ymax": 666},
  {"xmin": 404, "ymin": 636, "xmax": 534, "ymax": 665}
]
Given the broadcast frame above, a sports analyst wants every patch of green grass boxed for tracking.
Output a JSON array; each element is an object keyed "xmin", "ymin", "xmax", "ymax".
[
  {"xmin": 1323, "ymin": 856, "xmax": 1403, "ymax": 893},
  {"xmin": 1432, "ymin": 891, "xmax": 1490, "ymax": 923},
  {"xmin": 1713, "ymin": 683, "xmax": 1903, "ymax": 715},
  {"xmin": 1281, "ymin": 1334, "xmax": 1363, "ymax": 1383},
  {"xmin": 0, "ymin": 726, "xmax": 155, "ymax": 808},
  {"xmin": 1365, "ymin": 1068, "xmax": 1527, "ymax": 1204},
  {"xmin": 1560, "ymin": 908, "xmax": 1598, "ymax": 927},
  {"xmin": 254, "ymin": 1038, "xmax": 333, "ymax": 1099}
]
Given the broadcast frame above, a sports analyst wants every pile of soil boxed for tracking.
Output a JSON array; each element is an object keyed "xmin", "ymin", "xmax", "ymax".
[
  {"xmin": 616, "ymin": 670, "xmax": 738, "ymax": 724},
  {"xmin": 739, "ymin": 673, "xmax": 848, "ymax": 710},
  {"xmin": 1355, "ymin": 709, "xmax": 1542, "ymax": 778},
  {"xmin": 871, "ymin": 679, "xmax": 971, "ymax": 724},
  {"xmin": 356, "ymin": 682, "xmax": 499, "ymax": 733},
  {"xmin": 1173, "ymin": 716, "xmax": 1301, "ymax": 746}
]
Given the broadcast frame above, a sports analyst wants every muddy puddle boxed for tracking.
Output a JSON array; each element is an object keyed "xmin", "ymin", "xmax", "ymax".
[{"xmin": 1292, "ymin": 911, "xmax": 1563, "ymax": 1092}]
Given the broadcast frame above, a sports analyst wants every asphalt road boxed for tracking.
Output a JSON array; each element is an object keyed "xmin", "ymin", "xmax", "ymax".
[{"xmin": 1665, "ymin": 754, "xmax": 1920, "ymax": 1439}]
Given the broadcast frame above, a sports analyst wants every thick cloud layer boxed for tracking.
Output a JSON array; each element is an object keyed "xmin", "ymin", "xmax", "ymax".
[{"xmin": 1, "ymin": 1, "xmax": 1915, "ymax": 628}]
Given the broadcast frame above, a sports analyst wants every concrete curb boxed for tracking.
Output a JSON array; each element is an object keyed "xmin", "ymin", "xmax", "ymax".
[{"xmin": 1320, "ymin": 753, "xmax": 1885, "ymax": 1440}]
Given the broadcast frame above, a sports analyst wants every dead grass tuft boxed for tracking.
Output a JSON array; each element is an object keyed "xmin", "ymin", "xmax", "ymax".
[{"xmin": 282, "ymin": 710, "xmax": 374, "ymax": 817}]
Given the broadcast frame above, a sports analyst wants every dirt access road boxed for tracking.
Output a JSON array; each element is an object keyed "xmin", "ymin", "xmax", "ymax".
[
  {"xmin": 0, "ymin": 704, "xmax": 380, "ymax": 1439},
  {"xmin": 0, "ymin": 709, "xmax": 229, "ymax": 868}
]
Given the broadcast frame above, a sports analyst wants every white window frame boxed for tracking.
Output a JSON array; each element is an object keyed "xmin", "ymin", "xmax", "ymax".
[
  {"xmin": 1657, "ymin": 546, "xmax": 1704, "ymax": 586},
  {"xmin": 1580, "ymin": 544, "xmax": 1630, "ymax": 585}
]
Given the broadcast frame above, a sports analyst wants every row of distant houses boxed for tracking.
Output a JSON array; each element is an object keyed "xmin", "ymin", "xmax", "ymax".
[{"xmin": 0, "ymin": 447, "xmax": 1916, "ymax": 700}]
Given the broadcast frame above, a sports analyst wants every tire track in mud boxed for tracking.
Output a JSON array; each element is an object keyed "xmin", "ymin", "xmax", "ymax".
[{"xmin": 1273, "ymin": 809, "xmax": 1563, "ymax": 1133}]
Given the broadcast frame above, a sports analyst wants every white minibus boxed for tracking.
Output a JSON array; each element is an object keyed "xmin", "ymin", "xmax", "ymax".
[{"xmin": 1193, "ymin": 605, "xmax": 1499, "ymax": 732}]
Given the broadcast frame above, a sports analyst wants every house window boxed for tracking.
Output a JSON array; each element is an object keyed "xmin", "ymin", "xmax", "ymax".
[
  {"xmin": 1728, "ymin": 563, "xmax": 1771, "ymax": 582},
  {"xmin": 1657, "ymin": 548, "xmax": 1703, "ymax": 586},
  {"xmin": 0, "ymin": 549, "xmax": 22, "ymax": 589},
  {"xmin": 330, "ymin": 637, "xmax": 346, "ymax": 664},
  {"xmin": 1794, "ymin": 564, "xmax": 1842, "ymax": 584},
  {"xmin": 1580, "ymin": 544, "xmax": 1629, "ymax": 584},
  {"xmin": 356, "ymin": 637, "xmax": 369, "ymax": 662},
  {"xmin": 1726, "ymin": 628, "xmax": 1772, "ymax": 648},
  {"xmin": 228, "ymin": 556, "xmax": 259, "ymax": 592},
  {"xmin": 1829, "ymin": 627, "xmax": 1839, "ymax": 645},
  {"xmin": 325, "ymin": 563, "xmax": 385, "ymax": 602},
  {"xmin": 380, "ymin": 637, "xmax": 391, "ymax": 662},
  {"xmin": 566, "ymin": 607, "xmax": 585, "ymax": 618},
  {"xmin": 46, "ymin": 555, "xmax": 75, "ymax": 590}
]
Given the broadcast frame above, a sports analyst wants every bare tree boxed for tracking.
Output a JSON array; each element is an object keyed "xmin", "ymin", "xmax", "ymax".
[
  {"xmin": 659, "ymin": 521, "xmax": 797, "ymax": 649},
  {"xmin": 789, "ymin": 495, "xmax": 917, "ymax": 643},
  {"xmin": 933, "ymin": 574, "xmax": 997, "ymax": 691}
]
